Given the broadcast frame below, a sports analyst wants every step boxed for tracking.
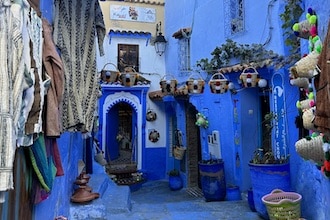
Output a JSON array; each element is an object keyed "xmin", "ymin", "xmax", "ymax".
[{"xmin": 69, "ymin": 164, "xmax": 132, "ymax": 220}]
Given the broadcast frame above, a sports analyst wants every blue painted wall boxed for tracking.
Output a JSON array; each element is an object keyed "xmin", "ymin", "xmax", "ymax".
[
  {"xmin": 33, "ymin": 132, "xmax": 84, "ymax": 219},
  {"xmin": 33, "ymin": 1, "xmax": 86, "ymax": 219},
  {"xmin": 32, "ymin": 0, "xmax": 330, "ymax": 219},
  {"xmin": 165, "ymin": 0, "xmax": 330, "ymax": 219}
]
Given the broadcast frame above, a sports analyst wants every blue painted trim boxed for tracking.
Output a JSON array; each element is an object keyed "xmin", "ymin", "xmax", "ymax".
[{"xmin": 108, "ymin": 31, "xmax": 152, "ymax": 46}]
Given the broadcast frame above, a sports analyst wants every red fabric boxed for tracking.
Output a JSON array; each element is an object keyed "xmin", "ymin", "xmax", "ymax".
[{"xmin": 45, "ymin": 137, "xmax": 64, "ymax": 176}]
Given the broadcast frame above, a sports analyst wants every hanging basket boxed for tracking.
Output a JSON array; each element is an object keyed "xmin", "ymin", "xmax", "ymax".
[
  {"xmin": 240, "ymin": 67, "xmax": 259, "ymax": 88},
  {"xmin": 173, "ymin": 146, "xmax": 186, "ymax": 160},
  {"xmin": 262, "ymin": 189, "xmax": 302, "ymax": 220},
  {"xmin": 100, "ymin": 63, "xmax": 120, "ymax": 83},
  {"xmin": 209, "ymin": 73, "xmax": 230, "ymax": 94},
  {"xmin": 119, "ymin": 68, "xmax": 138, "ymax": 86},
  {"xmin": 186, "ymin": 72, "xmax": 205, "ymax": 94},
  {"xmin": 160, "ymin": 74, "xmax": 178, "ymax": 95},
  {"xmin": 295, "ymin": 135, "xmax": 325, "ymax": 165}
]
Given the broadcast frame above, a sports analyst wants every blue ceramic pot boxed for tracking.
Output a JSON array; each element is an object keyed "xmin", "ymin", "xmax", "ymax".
[{"xmin": 168, "ymin": 176, "xmax": 183, "ymax": 191}]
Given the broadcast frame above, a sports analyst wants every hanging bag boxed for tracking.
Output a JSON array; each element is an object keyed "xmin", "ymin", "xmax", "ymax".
[
  {"xmin": 240, "ymin": 67, "xmax": 259, "ymax": 87},
  {"xmin": 160, "ymin": 74, "xmax": 178, "ymax": 95},
  {"xmin": 186, "ymin": 72, "xmax": 205, "ymax": 94},
  {"xmin": 209, "ymin": 73, "xmax": 230, "ymax": 94},
  {"xmin": 100, "ymin": 63, "xmax": 120, "ymax": 83}
]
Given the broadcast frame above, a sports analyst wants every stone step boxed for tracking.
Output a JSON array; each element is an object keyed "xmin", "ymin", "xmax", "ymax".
[{"xmin": 69, "ymin": 163, "xmax": 132, "ymax": 220}]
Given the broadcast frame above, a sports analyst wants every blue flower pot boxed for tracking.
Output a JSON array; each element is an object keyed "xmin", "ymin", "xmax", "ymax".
[
  {"xmin": 249, "ymin": 162, "xmax": 290, "ymax": 219},
  {"xmin": 168, "ymin": 176, "xmax": 183, "ymax": 191},
  {"xmin": 198, "ymin": 160, "xmax": 226, "ymax": 202}
]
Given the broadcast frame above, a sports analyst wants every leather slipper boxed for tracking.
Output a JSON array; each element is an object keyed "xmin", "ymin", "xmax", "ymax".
[{"xmin": 70, "ymin": 188, "xmax": 100, "ymax": 203}]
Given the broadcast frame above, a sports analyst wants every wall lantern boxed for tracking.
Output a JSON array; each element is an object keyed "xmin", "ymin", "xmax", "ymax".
[{"xmin": 154, "ymin": 21, "xmax": 167, "ymax": 56}]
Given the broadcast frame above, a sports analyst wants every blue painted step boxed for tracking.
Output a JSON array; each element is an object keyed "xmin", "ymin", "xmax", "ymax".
[{"xmin": 69, "ymin": 163, "xmax": 131, "ymax": 220}]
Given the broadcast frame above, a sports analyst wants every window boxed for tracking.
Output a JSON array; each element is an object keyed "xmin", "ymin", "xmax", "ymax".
[
  {"xmin": 178, "ymin": 38, "xmax": 191, "ymax": 72},
  {"xmin": 224, "ymin": 0, "xmax": 245, "ymax": 36},
  {"xmin": 117, "ymin": 44, "xmax": 139, "ymax": 72}
]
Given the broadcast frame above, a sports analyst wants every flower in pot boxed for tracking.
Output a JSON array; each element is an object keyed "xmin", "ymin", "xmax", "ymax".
[
  {"xmin": 248, "ymin": 112, "xmax": 291, "ymax": 219},
  {"xmin": 167, "ymin": 169, "xmax": 183, "ymax": 191}
]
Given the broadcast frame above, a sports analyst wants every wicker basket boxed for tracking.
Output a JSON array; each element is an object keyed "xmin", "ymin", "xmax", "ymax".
[
  {"xmin": 119, "ymin": 68, "xmax": 138, "ymax": 86},
  {"xmin": 295, "ymin": 135, "xmax": 325, "ymax": 165},
  {"xmin": 262, "ymin": 189, "xmax": 302, "ymax": 220},
  {"xmin": 240, "ymin": 67, "xmax": 259, "ymax": 87},
  {"xmin": 186, "ymin": 72, "xmax": 205, "ymax": 94},
  {"xmin": 100, "ymin": 63, "xmax": 120, "ymax": 83},
  {"xmin": 160, "ymin": 74, "xmax": 177, "ymax": 95},
  {"xmin": 209, "ymin": 73, "xmax": 229, "ymax": 94},
  {"xmin": 173, "ymin": 146, "xmax": 186, "ymax": 160}
]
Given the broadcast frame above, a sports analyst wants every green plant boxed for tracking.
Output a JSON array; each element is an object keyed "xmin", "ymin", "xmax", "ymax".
[
  {"xmin": 168, "ymin": 169, "xmax": 180, "ymax": 176},
  {"xmin": 200, "ymin": 158, "xmax": 223, "ymax": 165},
  {"xmin": 196, "ymin": 39, "xmax": 285, "ymax": 74},
  {"xmin": 250, "ymin": 112, "xmax": 289, "ymax": 164},
  {"xmin": 279, "ymin": 0, "xmax": 304, "ymax": 65}
]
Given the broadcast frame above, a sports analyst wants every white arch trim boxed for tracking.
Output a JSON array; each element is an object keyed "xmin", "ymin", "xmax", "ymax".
[{"xmin": 102, "ymin": 91, "xmax": 142, "ymax": 169}]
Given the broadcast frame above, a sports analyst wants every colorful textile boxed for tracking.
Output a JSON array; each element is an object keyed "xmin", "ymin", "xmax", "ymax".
[
  {"xmin": 53, "ymin": 0, "xmax": 106, "ymax": 132},
  {"xmin": 45, "ymin": 137, "xmax": 64, "ymax": 176},
  {"xmin": 28, "ymin": 134, "xmax": 57, "ymax": 192}
]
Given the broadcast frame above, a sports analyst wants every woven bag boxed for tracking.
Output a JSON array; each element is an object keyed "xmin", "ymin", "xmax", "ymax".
[
  {"xmin": 160, "ymin": 74, "xmax": 177, "ymax": 95},
  {"xmin": 262, "ymin": 189, "xmax": 302, "ymax": 220},
  {"xmin": 302, "ymin": 107, "xmax": 316, "ymax": 130},
  {"xmin": 209, "ymin": 73, "xmax": 229, "ymax": 93},
  {"xmin": 295, "ymin": 135, "xmax": 325, "ymax": 165},
  {"xmin": 186, "ymin": 72, "xmax": 205, "ymax": 94},
  {"xmin": 290, "ymin": 51, "xmax": 319, "ymax": 79},
  {"xmin": 240, "ymin": 67, "xmax": 259, "ymax": 87},
  {"xmin": 100, "ymin": 63, "xmax": 120, "ymax": 83}
]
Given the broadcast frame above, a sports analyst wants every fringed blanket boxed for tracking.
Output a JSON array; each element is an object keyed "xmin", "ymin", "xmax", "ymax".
[{"xmin": 53, "ymin": 0, "xmax": 106, "ymax": 132}]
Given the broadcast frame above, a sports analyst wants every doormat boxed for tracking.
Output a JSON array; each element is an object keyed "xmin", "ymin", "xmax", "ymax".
[{"xmin": 186, "ymin": 187, "xmax": 203, "ymax": 198}]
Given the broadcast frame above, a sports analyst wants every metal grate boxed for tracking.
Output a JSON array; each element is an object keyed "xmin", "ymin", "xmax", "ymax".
[{"xmin": 186, "ymin": 187, "xmax": 203, "ymax": 198}]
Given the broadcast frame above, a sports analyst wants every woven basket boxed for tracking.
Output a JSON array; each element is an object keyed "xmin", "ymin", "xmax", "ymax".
[
  {"xmin": 173, "ymin": 146, "xmax": 186, "ymax": 160},
  {"xmin": 240, "ymin": 67, "xmax": 259, "ymax": 87},
  {"xmin": 295, "ymin": 135, "xmax": 325, "ymax": 165},
  {"xmin": 186, "ymin": 72, "xmax": 205, "ymax": 94},
  {"xmin": 262, "ymin": 189, "xmax": 302, "ymax": 220},
  {"xmin": 302, "ymin": 107, "xmax": 316, "ymax": 130},
  {"xmin": 160, "ymin": 74, "xmax": 177, "ymax": 95},
  {"xmin": 209, "ymin": 73, "xmax": 229, "ymax": 94},
  {"xmin": 290, "ymin": 51, "xmax": 319, "ymax": 79},
  {"xmin": 119, "ymin": 68, "xmax": 138, "ymax": 86},
  {"xmin": 100, "ymin": 63, "xmax": 120, "ymax": 83}
]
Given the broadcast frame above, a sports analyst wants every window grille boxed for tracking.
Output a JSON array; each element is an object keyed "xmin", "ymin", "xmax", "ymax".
[
  {"xmin": 224, "ymin": 0, "xmax": 245, "ymax": 36},
  {"xmin": 178, "ymin": 38, "xmax": 191, "ymax": 72}
]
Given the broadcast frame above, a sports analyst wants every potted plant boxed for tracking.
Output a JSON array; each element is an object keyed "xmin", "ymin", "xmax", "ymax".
[
  {"xmin": 167, "ymin": 169, "xmax": 183, "ymax": 191},
  {"xmin": 198, "ymin": 158, "xmax": 226, "ymax": 202},
  {"xmin": 248, "ymin": 112, "xmax": 291, "ymax": 219},
  {"xmin": 196, "ymin": 39, "xmax": 286, "ymax": 75}
]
